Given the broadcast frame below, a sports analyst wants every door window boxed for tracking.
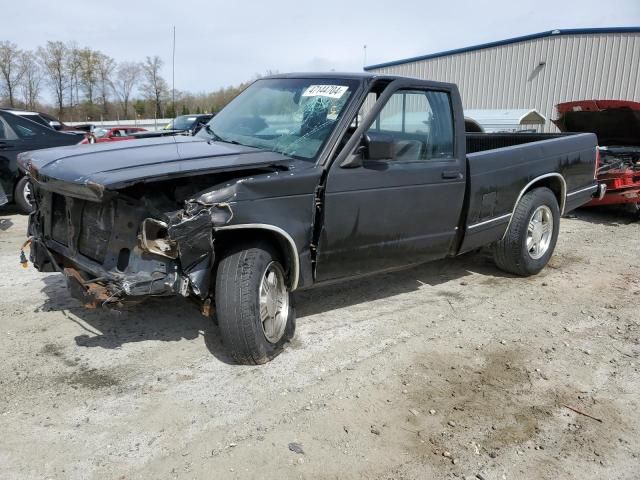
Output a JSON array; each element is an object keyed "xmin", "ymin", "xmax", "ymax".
[
  {"xmin": 368, "ymin": 90, "xmax": 454, "ymax": 161},
  {"xmin": 4, "ymin": 113, "xmax": 53, "ymax": 139},
  {"xmin": 0, "ymin": 116, "xmax": 18, "ymax": 140}
]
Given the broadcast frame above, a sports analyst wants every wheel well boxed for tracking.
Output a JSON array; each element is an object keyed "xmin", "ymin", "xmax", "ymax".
[
  {"xmin": 214, "ymin": 227, "xmax": 298, "ymax": 290},
  {"xmin": 522, "ymin": 175, "xmax": 566, "ymax": 213}
]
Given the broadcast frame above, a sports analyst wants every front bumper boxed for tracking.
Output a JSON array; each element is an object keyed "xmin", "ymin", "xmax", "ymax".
[{"xmin": 30, "ymin": 236, "xmax": 188, "ymax": 308}]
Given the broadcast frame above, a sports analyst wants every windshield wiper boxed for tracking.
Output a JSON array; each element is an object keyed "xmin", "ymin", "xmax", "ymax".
[
  {"xmin": 202, "ymin": 124, "xmax": 222, "ymax": 141},
  {"xmin": 202, "ymin": 124, "xmax": 241, "ymax": 145}
]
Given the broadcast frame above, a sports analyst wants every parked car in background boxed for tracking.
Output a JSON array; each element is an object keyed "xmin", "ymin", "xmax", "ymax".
[
  {"xmin": 2, "ymin": 109, "xmax": 89, "ymax": 138},
  {"xmin": 81, "ymin": 126, "xmax": 148, "ymax": 144},
  {"xmin": 37, "ymin": 112, "xmax": 93, "ymax": 134},
  {"xmin": 22, "ymin": 73, "xmax": 602, "ymax": 364},
  {"xmin": 130, "ymin": 114, "xmax": 213, "ymax": 139},
  {"xmin": 554, "ymin": 100, "xmax": 640, "ymax": 215},
  {"xmin": 164, "ymin": 114, "xmax": 214, "ymax": 133},
  {"xmin": 0, "ymin": 109, "xmax": 81, "ymax": 212}
]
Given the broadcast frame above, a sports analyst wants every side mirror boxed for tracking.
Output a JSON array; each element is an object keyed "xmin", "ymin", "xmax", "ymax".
[
  {"xmin": 340, "ymin": 132, "xmax": 396, "ymax": 168},
  {"xmin": 364, "ymin": 132, "xmax": 395, "ymax": 161}
]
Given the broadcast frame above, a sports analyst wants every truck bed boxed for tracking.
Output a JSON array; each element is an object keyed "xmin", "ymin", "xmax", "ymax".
[
  {"xmin": 458, "ymin": 132, "xmax": 598, "ymax": 254},
  {"xmin": 466, "ymin": 132, "xmax": 568, "ymax": 154}
]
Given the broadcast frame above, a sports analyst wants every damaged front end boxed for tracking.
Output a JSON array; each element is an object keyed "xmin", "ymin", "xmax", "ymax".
[{"xmin": 27, "ymin": 179, "xmax": 235, "ymax": 310}]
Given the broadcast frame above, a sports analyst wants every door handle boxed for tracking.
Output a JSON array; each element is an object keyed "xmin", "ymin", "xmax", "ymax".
[{"xmin": 442, "ymin": 170, "xmax": 462, "ymax": 180}]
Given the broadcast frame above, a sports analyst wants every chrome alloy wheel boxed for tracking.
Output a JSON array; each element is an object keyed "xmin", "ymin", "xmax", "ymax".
[
  {"xmin": 23, "ymin": 181, "xmax": 33, "ymax": 206},
  {"xmin": 259, "ymin": 262, "xmax": 289, "ymax": 343},
  {"xmin": 527, "ymin": 205, "xmax": 553, "ymax": 260}
]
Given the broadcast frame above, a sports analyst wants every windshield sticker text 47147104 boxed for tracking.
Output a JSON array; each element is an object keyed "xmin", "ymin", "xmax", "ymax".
[{"xmin": 302, "ymin": 85, "xmax": 349, "ymax": 99}]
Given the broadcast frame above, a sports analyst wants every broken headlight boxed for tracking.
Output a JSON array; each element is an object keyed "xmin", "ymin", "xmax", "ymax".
[{"xmin": 139, "ymin": 218, "xmax": 178, "ymax": 259}]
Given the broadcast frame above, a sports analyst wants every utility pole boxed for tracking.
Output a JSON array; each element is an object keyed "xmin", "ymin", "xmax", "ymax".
[
  {"xmin": 172, "ymin": 26, "xmax": 176, "ymax": 116},
  {"xmin": 363, "ymin": 44, "xmax": 367, "ymax": 68}
]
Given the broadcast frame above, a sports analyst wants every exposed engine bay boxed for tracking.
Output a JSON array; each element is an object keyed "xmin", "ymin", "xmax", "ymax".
[
  {"xmin": 27, "ymin": 171, "xmax": 253, "ymax": 309},
  {"xmin": 554, "ymin": 100, "xmax": 640, "ymax": 210}
]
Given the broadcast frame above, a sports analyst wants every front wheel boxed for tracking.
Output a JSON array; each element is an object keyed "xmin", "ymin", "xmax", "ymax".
[
  {"xmin": 493, "ymin": 187, "xmax": 560, "ymax": 276},
  {"xmin": 14, "ymin": 176, "xmax": 34, "ymax": 214},
  {"xmin": 215, "ymin": 241, "xmax": 295, "ymax": 365}
]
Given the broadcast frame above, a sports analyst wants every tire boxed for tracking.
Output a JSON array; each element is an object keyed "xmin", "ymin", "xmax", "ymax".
[
  {"xmin": 625, "ymin": 202, "xmax": 640, "ymax": 219},
  {"xmin": 493, "ymin": 187, "xmax": 560, "ymax": 276},
  {"xmin": 215, "ymin": 241, "xmax": 295, "ymax": 365},
  {"xmin": 14, "ymin": 176, "xmax": 34, "ymax": 214}
]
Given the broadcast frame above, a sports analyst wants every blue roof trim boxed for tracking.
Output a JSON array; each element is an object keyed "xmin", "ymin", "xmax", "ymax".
[{"xmin": 364, "ymin": 27, "xmax": 640, "ymax": 71}]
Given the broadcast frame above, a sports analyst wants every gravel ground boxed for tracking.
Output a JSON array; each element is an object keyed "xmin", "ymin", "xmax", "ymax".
[{"xmin": 0, "ymin": 206, "xmax": 639, "ymax": 480}]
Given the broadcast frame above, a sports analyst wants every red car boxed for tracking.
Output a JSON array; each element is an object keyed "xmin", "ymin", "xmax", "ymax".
[
  {"xmin": 81, "ymin": 126, "xmax": 147, "ymax": 144},
  {"xmin": 554, "ymin": 100, "xmax": 640, "ymax": 215}
]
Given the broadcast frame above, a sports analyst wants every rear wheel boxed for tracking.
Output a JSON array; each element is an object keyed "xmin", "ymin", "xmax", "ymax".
[
  {"xmin": 493, "ymin": 187, "xmax": 560, "ymax": 276},
  {"xmin": 14, "ymin": 176, "xmax": 33, "ymax": 214},
  {"xmin": 215, "ymin": 241, "xmax": 295, "ymax": 365}
]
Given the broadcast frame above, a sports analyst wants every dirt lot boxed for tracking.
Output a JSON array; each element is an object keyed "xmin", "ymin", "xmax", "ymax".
[{"xmin": 0, "ymin": 206, "xmax": 639, "ymax": 480}]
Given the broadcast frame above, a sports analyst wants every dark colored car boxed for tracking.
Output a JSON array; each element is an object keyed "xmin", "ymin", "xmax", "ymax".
[
  {"xmin": 4, "ymin": 109, "xmax": 89, "ymax": 137},
  {"xmin": 554, "ymin": 100, "xmax": 640, "ymax": 214},
  {"xmin": 80, "ymin": 126, "xmax": 148, "ymax": 144},
  {"xmin": 129, "ymin": 114, "xmax": 213, "ymax": 139},
  {"xmin": 0, "ymin": 109, "xmax": 81, "ymax": 212},
  {"xmin": 21, "ymin": 73, "xmax": 601, "ymax": 364}
]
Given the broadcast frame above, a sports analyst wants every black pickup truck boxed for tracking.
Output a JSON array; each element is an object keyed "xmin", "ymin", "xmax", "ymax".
[{"xmin": 20, "ymin": 73, "xmax": 602, "ymax": 364}]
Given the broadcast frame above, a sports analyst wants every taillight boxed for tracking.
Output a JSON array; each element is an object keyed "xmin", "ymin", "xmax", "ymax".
[{"xmin": 594, "ymin": 147, "xmax": 600, "ymax": 179}]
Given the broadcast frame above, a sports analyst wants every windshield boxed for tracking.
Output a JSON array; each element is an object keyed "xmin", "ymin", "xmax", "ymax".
[
  {"xmin": 165, "ymin": 115, "xmax": 199, "ymax": 130},
  {"xmin": 197, "ymin": 78, "xmax": 358, "ymax": 161},
  {"xmin": 93, "ymin": 128, "xmax": 110, "ymax": 138}
]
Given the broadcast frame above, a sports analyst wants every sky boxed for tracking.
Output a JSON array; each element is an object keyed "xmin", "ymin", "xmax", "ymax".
[{"xmin": 4, "ymin": 0, "xmax": 640, "ymax": 95}]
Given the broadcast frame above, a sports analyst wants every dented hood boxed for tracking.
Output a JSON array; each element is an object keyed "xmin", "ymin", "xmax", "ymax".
[
  {"xmin": 553, "ymin": 100, "xmax": 640, "ymax": 146},
  {"xmin": 22, "ymin": 136, "xmax": 294, "ymax": 200}
]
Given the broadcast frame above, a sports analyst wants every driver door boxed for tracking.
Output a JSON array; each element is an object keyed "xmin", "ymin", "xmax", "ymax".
[{"xmin": 315, "ymin": 84, "xmax": 466, "ymax": 282}]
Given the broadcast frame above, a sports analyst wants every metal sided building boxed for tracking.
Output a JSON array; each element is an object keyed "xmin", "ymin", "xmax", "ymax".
[{"xmin": 364, "ymin": 28, "xmax": 640, "ymax": 132}]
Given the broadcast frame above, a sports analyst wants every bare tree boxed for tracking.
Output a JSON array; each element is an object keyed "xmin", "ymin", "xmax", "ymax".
[
  {"xmin": 141, "ymin": 56, "xmax": 168, "ymax": 118},
  {"xmin": 37, "ymin": 41, "xmax": 69, "ymax": 118},
  {"xmin": 78, "ymin": 48, "xmax": 99, "ymax": 118},
  {"xmin": 0, "ymin": 41, "xmax": 25, "ymax": 107},
  {"xmin": 96, "ymin": 53, "xmax": 115, "ymax": 116},
  {"xmin": 20, "ymin": 52, "xmax": 42, "ymax": 110},
  {"xmin": 66, "ymin": 43, "xmax": 82, "ymax": 116},
  {"xmin": 114, "ymin": 61, "xmax": 140, "ymax": 118}
]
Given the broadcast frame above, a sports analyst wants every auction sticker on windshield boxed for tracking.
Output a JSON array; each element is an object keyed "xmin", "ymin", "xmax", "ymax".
[{"xmin": 302, "ymin": 85, "xmax": 349, "ymax": 99}]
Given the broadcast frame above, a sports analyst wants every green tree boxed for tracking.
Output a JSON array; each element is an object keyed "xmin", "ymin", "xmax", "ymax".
[{"xmin": 133, "ymin": 99, "xmax": 145, "ymax": 116}]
